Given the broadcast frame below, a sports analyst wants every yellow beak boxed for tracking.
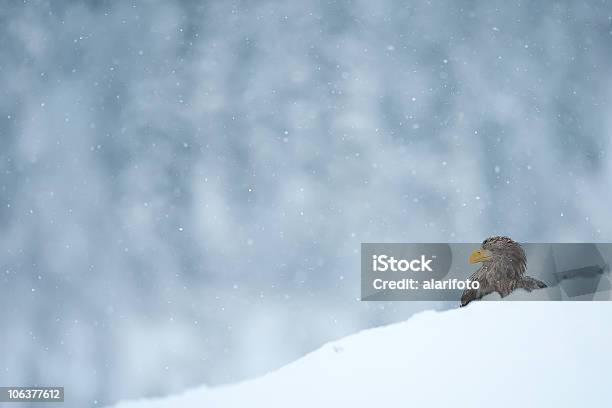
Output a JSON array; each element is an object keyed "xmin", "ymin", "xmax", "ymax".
[{"xmin": 469, "ymin": 249, "xmax": 492, "ymax": 264}]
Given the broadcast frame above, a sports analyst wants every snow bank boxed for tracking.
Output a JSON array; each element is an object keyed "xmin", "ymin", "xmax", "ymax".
[{"xmin": 112, "ymin": 302, "xmax": 612, "ymax": 408}]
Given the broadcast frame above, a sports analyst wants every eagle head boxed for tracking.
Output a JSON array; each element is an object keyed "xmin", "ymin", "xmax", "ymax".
[{"xmin": 469, "ymin": 236, "xmax": 527, "ymax": 278}]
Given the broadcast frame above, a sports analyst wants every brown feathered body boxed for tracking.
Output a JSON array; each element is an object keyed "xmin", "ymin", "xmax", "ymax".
[{"xmin": 461, "ymin": 236, "xmax": 546, "ymax": 306}]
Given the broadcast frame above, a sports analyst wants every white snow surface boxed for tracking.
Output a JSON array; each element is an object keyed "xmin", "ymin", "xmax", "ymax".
[{"xmin": 112, "ymin": 302, "xmax": 612, "ymax": 408}]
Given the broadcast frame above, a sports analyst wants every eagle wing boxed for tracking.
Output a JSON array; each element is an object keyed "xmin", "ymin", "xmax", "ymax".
[
  {"xmin": 460, "ymin": 270, "xmax": 495, "ymax": 307},
  {"xmin": 460, "ymin": 288, "xmax": 480, "ymax": 307},
  {"xmin": 519, "ymin": 276, "xmax": 547, "ymax": 291}
]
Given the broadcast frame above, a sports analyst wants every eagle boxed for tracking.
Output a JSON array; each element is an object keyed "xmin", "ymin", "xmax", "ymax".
[{"xmin": 460, "ymin": 236, "xmax": 547, "ymax": 307}]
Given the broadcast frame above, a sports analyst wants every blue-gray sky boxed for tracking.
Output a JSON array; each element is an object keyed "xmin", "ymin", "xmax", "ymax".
[{"xmin": 1, "ymin": 1, "xmax": 612, "ymax": 407}]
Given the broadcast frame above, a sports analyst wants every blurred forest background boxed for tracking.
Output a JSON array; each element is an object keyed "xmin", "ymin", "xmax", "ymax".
[{"xmin": 1, "ymin": 0, "xmax": 612, "ymax": 406}]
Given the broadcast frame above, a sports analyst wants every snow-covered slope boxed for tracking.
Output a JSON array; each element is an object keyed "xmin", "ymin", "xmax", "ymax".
[{"xmin": 112, "ymin": 302, "xmax": 612, "ymax": 408}]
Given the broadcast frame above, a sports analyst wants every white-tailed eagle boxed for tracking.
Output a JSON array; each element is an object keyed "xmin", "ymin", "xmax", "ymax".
[{"xmin": 461, "ymin": 236, "xmax": 547, "ymax": 306}]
